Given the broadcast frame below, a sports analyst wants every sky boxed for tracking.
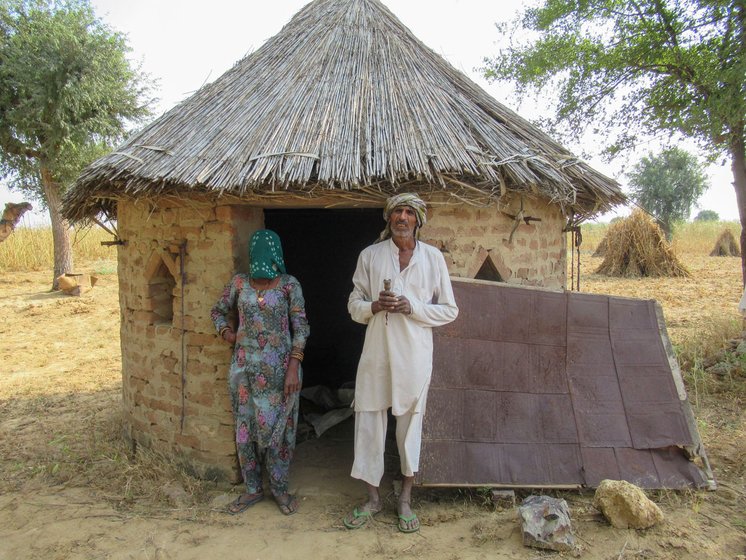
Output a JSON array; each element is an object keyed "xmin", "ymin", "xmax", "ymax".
[{"xmin": 1, "ymin": 0, "xmax": 738, "ymax": 225}]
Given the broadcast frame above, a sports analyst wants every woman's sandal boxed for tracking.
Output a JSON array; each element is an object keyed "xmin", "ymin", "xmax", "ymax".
[
  {"xmin": 226, "ymin": 492, "xmax": 264, "ymax": 515},
  {"xmin": 275, "ymin": 494, "xmax": 299, "ymax": 515}
]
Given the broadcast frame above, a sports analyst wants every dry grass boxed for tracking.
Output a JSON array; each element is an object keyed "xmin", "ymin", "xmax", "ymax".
[
  {"xmin": 0, "ymin": 225, "xmax": 117, "ymax": 272},
  {"xmin": 673, "ymin": 220, "xmax": 743, "ymax": 254},
  {"xmin": 582, "ymin": 253, "xmax": 741, "ymax": 367},
  {"xmin": 0, "ymin": 264, "xmax": 216, "ymax": 515},
  {"xmin": 581, "ymin": 219, "xmax": 743, "ymax": 256},
  {"xmin": 578, "ymin": 221, "xmax": 612, "ymax": 251},
  {"xmin": 579, "ymin": 218, "xmax": 744, "ymax": 367}
]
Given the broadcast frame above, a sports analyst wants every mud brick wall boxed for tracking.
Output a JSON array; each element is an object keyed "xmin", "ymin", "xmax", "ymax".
[
  {"xmin": 424, "ymin": 197, "xmax": 567, "ymax": 289},
  {"xmin": 117, "ymin": 201, "xmax": 262, "ymax": 481},
  {"xmin": 115, "ymin": 195, "xmax": 567, "ymax": 480}
]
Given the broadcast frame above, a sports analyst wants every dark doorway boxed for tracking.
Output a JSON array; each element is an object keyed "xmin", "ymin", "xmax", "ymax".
[{"xmin": 264, "ymin": 208, "xmax": 382, "ymax": 388}]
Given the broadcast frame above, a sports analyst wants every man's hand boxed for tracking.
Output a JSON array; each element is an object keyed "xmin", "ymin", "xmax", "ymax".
[
  {"xmin": 373, "ymin": 290, "xmax": 411, "ymax": 315},
  {"xmin": 222, "ymin": 328, "xmax": 237, "ymax": 344}
]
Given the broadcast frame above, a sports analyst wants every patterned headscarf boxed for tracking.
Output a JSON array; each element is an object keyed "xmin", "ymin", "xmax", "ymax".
[
  {"xmin": 249, "ymin": 229, "xmax": 286, "ymax": 279},
  {"xmin": 378, "ymin": 193, "xmax": 428, "ymax": 241}
]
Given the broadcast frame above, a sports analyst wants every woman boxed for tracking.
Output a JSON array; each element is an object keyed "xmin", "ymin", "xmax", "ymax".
[{"xmin": 211, "ymin": 229, "xmax": 310, "ymax": 515}]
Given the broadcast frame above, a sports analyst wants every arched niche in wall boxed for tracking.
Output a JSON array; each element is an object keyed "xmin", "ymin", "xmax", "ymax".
[{"xmin": 144, "ymin": 248, "xmax": 180, "ymax": 325}]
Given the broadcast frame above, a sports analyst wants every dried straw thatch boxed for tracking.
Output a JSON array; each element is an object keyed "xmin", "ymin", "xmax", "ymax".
[
  {"xmin": 595, "ymin": 210, "xmax": 689, "ymax": 278},
  {"xmin": 592, "ymin": 236, "xmax": 608, "ymax": 257},
  {"xmin": 63, "ymin": 0, "xmax": 624, "ymax": 223},
  {"xmin": 709, "ymin": 229, "xmax": 741, "ymax": 257}
]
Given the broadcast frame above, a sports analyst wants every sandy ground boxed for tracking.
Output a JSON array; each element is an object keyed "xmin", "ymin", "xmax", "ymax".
[{"xmin": 1, "ymin": 260, "xmax": 745, "ymax": 560}]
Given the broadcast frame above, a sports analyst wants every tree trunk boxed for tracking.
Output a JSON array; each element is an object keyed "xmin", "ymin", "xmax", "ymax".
[
  {"xmin": 731, "ymin": 130, "xmax": 746, "ymax": 287},
  {"xmin": 40, "ymin": 165, "xmax": 74, "ymax": 291}
]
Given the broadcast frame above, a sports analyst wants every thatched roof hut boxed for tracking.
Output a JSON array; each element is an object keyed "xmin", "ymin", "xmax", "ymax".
[
  {"xmin": 61, "ymin": 0, "xmax": 627, "ymax": 481},
  {"xmin": 64, "ymin": 0, "xmax": 622, "ymax": 223}
]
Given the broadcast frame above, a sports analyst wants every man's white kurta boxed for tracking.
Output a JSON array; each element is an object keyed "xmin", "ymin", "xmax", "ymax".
[{"xmin": 348, "ymin": 239, "xmax": 459, "ymax": 415}]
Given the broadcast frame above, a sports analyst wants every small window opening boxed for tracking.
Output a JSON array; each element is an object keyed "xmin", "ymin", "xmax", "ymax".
[
  {"xmin": 475, "ymin": 255, "xmax": 503, "ymax": 282},
  {"xmin": 147, "ymin": 258, "xmax": 176, "ymax": 324}
]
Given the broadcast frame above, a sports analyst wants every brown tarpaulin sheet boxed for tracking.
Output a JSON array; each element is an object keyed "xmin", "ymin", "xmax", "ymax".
[{"xmin": 418, "ymin": 279, "xmax": 713, "ymax": 489}]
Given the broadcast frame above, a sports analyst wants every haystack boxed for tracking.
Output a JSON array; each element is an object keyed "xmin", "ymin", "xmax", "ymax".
[
  {"xmin": 709, "ymin": 229, "xmax": 740, "ymax": 257},
  {"xmin": 595, "ymin": 210, "xmax": 689, "ymax": 277},
  {"xmin": 593, "ymin": 236, "xmax": 608, "ymax": 257}
]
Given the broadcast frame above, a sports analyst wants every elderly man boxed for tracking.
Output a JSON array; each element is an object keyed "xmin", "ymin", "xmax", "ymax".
[{"xmin": 344, "ymin": 193, "xmax": 459, "ymax": 533}]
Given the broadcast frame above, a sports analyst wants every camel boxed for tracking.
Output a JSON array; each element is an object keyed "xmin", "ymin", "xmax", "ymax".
[{"xmin": 0, "ymin": 202, "xmax": 33, "ymax": 242}]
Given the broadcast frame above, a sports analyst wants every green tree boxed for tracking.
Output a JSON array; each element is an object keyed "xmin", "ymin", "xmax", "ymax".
[
  {"xmin": 627, "ymin": 148, "xmax": 708, "ymax": 239},
  {"xmin": 694, "ymin": 209, "xmax": 720, "ymax": 221},
  {"xmin": 483, "ymin": 0, "xmax": 746, "ymax": 282},
  {"xmin": 0, "ymin": 0, "xmax": 151, "ymax": 288}
]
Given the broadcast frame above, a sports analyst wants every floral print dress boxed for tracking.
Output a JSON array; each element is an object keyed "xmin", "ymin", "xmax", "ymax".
[{"xmin": 211, "ymin": 273, "xmax": 310, "ymax": 496}]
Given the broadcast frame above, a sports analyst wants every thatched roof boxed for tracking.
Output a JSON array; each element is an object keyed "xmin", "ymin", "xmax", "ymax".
[{"xmin": 64, "ymin": 0, "xmax": 624, "ymax": 222}]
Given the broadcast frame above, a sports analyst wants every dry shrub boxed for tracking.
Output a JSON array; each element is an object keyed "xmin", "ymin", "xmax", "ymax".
[
  {"xmin": 595, "ymin": 209, "xmax": 690, "ymax": 277},
  {"xmin": 710, "ymin": 229, "xmax": 741, "ymax": 257}
]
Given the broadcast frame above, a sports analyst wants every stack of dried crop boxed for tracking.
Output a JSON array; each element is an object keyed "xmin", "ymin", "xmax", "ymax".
[
  {"xmin": 709, "ymin": 229, "xmax": 741, "ymax": 257},
  {"xmin": 595, "ymin": 210, "xmax": 689, "ymax": 277}
]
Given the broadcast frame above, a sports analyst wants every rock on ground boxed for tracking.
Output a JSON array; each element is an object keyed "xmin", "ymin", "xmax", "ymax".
[
  {"xmin": 593, "ymin": 479, "xmax": 664, "ymax": 529},
  {"xmin": 518, "ymin": 495, "xmax": 576, "ymax": 552}
]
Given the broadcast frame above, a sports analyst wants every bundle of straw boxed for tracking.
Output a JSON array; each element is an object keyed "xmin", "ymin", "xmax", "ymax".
[
  {"xmin": 592, "ymin": 236, "xmax": 608, "ymax": 257},
  {"xmin": 595, "ymin": 210, "xmax": 689, "ymax": 277},
  {"xmin": 709, "ymin": 229, "xmax": 741, "ymax": 257}
]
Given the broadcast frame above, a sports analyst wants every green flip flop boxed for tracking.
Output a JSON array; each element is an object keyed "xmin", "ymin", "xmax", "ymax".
[
  {"xmin": 343, "ymin": 507, "xmax": 377, "ymax": 529},
  {"xmin": 397, "ymin": 512, "xmax": 420, "ymax": 533}
]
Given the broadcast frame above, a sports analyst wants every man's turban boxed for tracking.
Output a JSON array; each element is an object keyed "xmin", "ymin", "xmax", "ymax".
[{"xmin": 379, "ymin": 193, "xmax": 428, "ymax": 241}]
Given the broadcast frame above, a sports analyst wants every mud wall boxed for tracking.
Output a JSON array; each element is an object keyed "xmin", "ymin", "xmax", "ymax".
[
  {"xmin": 115, "ymin": 194, "xmax": 567, "ymax": 480},
  {"xmin": 424, "ymin": 197, "xmax": 567, "ymax": 289},
  {"xmin": 117, "ymin": 201, "xmax": 260, "ymax": 480}
]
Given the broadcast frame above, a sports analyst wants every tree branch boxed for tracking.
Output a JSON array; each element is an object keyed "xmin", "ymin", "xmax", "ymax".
[
  {"xmin": 653, "ymin": 0, "xmax": 681, "ymax": 49},
  {"xmin": 1, "ymin": 136, "xmax": 41, "ymax": 160}
]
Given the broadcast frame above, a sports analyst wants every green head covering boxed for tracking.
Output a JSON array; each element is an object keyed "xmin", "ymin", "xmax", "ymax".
[
  {"xmin": 249, "ymin": 229, "xmax": 286, "ymax": 279},
  {"xmin": 378, "ymin": 193, "xmax": 428, "ymax": 241}
]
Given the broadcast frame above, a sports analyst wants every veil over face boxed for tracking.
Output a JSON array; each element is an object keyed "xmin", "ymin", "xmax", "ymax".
[{"xmin": 250, "ymin": 229, "xmax": 286, "ymax": 279}]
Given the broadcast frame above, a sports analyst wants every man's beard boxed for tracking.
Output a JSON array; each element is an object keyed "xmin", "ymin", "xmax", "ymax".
[{"xmin": 391, "ymin": 225, "xmax": 415, "ymax": 239}]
